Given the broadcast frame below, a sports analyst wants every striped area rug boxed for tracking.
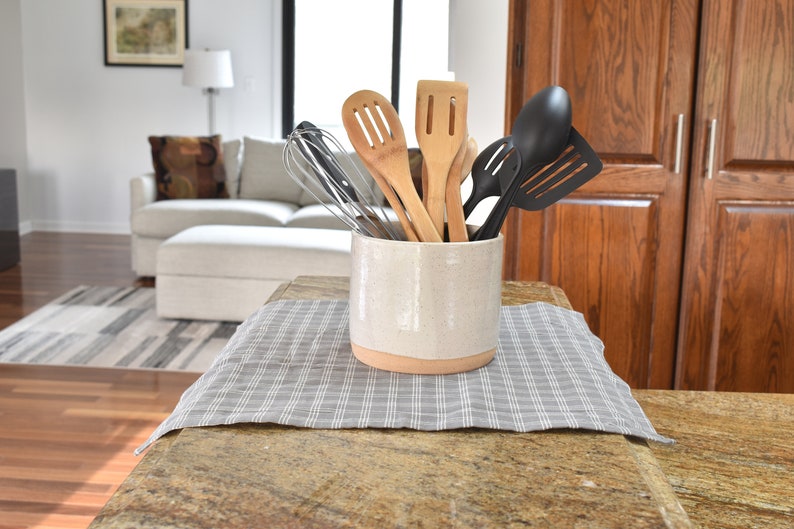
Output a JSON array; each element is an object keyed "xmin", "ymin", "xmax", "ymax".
[{"xmin": 0, "ymin": 286, "xmax": 239, "ymax": 372}]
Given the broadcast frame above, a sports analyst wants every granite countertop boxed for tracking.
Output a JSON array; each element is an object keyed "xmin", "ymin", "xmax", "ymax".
[
  {"xmin": 88, "ymin": 277, "xmax": 793, "ymax": 528},
  {"xmin": 633, "ymin": 390, "xmax": 793, "ymax": 528}
]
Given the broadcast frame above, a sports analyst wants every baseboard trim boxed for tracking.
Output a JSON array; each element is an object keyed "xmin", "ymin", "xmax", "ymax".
[{"xmin": 29, "ymin": 220, "xmax": 131, "ymax": 235}]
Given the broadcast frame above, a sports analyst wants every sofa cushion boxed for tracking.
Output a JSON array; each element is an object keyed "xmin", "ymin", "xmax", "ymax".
[
  {"xmin": 157, "ymin": 225, "xmax": 352, "ymax": 279},
  {"xmin": 286, "ymin": 204, "xmax": 352, "ymax": 231},
  {"xmin": 223, "ymin": 139, "xmax": 242, "ymax": 198},
  {"xmin": 148, "ymin": 135, "xmax": 229, "ymax": 200},
  {"xmin": 286, "ymin": 203, "xmax": 401, "ymax": 234},
  {"xmin": 239, "ymin": 137, "xmax": 304, "ymax": 203},
  {"xmin": 294, "ymin": 164, "xmax": 326, "ymax": 206},
  {"xmin": 131, "ymin": 198, "xmax": 298, "ymax": 239}
]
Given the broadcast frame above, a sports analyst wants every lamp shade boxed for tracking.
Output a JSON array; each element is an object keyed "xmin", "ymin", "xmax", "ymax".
[{"xmin": 182, "ymin": 49, "xmax": 234, "ymax": 88}]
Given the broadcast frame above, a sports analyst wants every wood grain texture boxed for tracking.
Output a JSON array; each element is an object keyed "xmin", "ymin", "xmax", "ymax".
[
  {"xmin": 0, "ymin": 232, "xmax": 160, "ymax": 528},
  {"xmin": 341, "ymin": 90, "xmax": 441, "ymax": 242},
  {"xmin": 0, "ymin": 365, "xmax": 199, "ymax": 529},
  {"xmin": 415, "ymin": 80, "xmax": 469, "ymax": 237},
  {"xmin": 504, "ymin": 0, "xmax": 699, "ymax": 389},
  {"xmin": 506, "ymin": 0, "xmax": 794, "ymax": 392},
  {"xmin": 676, "ymin": 0, "xmax": 794, "ymax": 391},
  {"xmin": 0, "ymin": 232, "xmax": 152, "ymax": 331},
  {"xmin": 542, "ymin": 198, "xmax": 658, "ymax": 384},
  {"xmin": 724, "ymin": 1, "xmax": 794, "ymax": 164}
]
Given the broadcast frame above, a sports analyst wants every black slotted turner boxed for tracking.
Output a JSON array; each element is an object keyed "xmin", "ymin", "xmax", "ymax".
[
  {"xmin": 500, "ymin": 126, "xmax": 602, "ymax": 211},
  {"xmin": 462, "ymin": 136, "xmax": 519, "ymax": 218}
]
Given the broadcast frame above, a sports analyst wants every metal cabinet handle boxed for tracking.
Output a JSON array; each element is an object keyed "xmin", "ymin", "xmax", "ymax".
[
  {"xmin": 706, "ymin": 118, "xmax": 717, "ymax": 179},
  {"xmin": 674, "ymin": 114, "xmax": 685, "ymax": 174}
]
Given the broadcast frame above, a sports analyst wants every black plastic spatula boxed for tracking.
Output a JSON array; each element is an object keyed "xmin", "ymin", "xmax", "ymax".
[
  {"xmin": 462, "ymin": 136, "xmax": 519, "ymax": 218},
  {"xmin": 500, "ymin": 126, "xmax": 602, "ymax": 211},
  {"xmin": 472, "ymin": 85, "xmax": 573, "ymax": 240}
]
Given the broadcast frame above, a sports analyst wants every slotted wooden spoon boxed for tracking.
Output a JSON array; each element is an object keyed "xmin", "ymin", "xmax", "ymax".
[
  {"xmin": 415, "ymin": 80, "xmax": 469, "ymax": 237},
  {"xmin": 342, "ymin": 90, "xmax": 442, "ymax": 242}
]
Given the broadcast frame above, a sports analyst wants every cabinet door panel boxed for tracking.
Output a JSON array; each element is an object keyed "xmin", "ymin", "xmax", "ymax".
[
  {"xmin": 712, "ymin": 205, "xmax": 794, "ymax": 391},
  {"xmin": 542, "ymin": 198, "xmax": 658, "ymax": 384},
  {"xmin": 676, "ymin": 0, "xmax": 794, "ymax": 391},
  {"xmin": 506, "ymin": 0, "xmax": 699, "ymax": 388},
  {"xmin": 556, "ymin": 1, "xmax": 664, "ymax": 160},
  {"xmin": 726, "ymin": 1, "xmax": 794, "ymax": 164}
]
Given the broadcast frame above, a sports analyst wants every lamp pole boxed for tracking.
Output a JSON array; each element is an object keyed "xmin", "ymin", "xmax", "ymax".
[{"xmin": 205, "ymin": 87, "xmax": 219, "ymax": 135}]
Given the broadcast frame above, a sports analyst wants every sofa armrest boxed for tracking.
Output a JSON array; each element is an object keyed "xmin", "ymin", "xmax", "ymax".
[{"xmin": 131, "ymin": 173, "xmax": 157, "ymax": 212}]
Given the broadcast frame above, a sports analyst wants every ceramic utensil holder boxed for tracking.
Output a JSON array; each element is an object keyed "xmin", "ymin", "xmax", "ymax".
[{"xmin": 349, "ymin": 231, "xmax": 503, "ymax": 374}]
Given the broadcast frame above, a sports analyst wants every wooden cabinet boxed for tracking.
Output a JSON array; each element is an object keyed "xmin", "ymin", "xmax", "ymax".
[
  {"xmin": 504, "ymin": 0, "xmax": 699, "ymax": 388},
  {"xmin": 675, "ymin": 0, "xmax": 794, "ymax": 391},
  {"xmin": 505, "ymin": 0, "xmax": 794, "ymax": 391}
]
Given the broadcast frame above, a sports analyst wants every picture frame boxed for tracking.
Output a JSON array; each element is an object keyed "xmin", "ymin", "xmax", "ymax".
[{"xmin": 103, "ymin": 0, "xmax": 188, "ymax": 67}]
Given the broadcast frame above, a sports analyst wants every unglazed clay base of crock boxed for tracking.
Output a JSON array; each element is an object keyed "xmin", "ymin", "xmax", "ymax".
[
  {"xmin": 349, "ymin": 231, "xmax": 503, "ymax": 374},
  {"xmin": 351, "ymin": 343, "xmax": 496, "ymax": 375}
]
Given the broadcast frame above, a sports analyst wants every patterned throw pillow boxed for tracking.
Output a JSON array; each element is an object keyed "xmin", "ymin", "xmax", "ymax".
[{"xmin": 148, "ymin": 135, "xmax": 230, "ymax": 200}]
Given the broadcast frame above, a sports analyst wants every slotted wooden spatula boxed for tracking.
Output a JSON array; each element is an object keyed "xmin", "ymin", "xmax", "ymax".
[
  {"xmin": 342, "ymin": 89, "xmax": 442, "ymax": 242},
  {"xmin": 415, "ymin": 80, "xmax": 468, "ymax": 237}
]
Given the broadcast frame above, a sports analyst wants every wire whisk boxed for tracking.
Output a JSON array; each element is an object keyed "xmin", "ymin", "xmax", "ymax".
[{"xmin": 283, "ymin": 123, "xmax": 402, "ymax": 240}]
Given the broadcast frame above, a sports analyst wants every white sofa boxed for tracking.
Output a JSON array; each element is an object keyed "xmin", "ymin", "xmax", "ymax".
[{"xmin": 130, "ymin": 136, "xmax": 370, "ymax": 277}]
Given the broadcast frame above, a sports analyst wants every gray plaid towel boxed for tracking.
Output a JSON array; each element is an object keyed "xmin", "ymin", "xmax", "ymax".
[{"xmin": 137, "ymin": 299, "xmax": 672, "ymax": 454}]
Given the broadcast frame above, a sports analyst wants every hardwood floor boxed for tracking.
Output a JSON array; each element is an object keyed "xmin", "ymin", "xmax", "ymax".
[
  {"xmin": 0, "ymin": 232, "xmax": 153, "ymax": 331},
  {"xmin": 0, "ymin": 365, "xmax": 199, "ymax": 529},
  {"xmin": 0, "ymin": 232, "xmax": 191, "ymax": 529}
]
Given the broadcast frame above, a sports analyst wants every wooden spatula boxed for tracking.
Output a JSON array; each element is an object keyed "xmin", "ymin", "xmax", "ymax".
[
  {"xmin": 415, "ymin": 80, "xmax": 468, "ymax": 237},
  {"xmin": 445, "ymin": 136, "xmax": 477, "ymax": 242},
  {"xmin": 356, "ymin": 158, "xmax": 420, "ymax": 242},
  {"xmin": 342, "ymin": 90, "xmax": 442, "ymax": 243}
]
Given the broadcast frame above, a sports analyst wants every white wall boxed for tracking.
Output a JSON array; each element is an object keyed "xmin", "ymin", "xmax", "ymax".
[
  {"xmin": 0, "ymin": 0, "xmax": 30, "ymax": 228},
  {"xmin": 449, "ymin": 0, "xmax": 508, "ymax": 146},
  {"xmin": 449, "ymin": 0, "xmax": 509, "ymax": 223},
  {"xmin": 2, "ymin": 0, "xmax": 507, "ymax": 234},
  {"xmin": 17, "ymin": 0, "xmax": 279, "ymax": 233}
]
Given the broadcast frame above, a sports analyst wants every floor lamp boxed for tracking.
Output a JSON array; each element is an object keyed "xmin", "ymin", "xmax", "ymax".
[{"xmin": 182, "ymin": 49, "xmax": 234, "ymax": 135}]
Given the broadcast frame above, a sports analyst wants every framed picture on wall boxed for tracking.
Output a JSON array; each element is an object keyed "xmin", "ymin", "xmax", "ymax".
[{"xmin": 103, "ymin": 0, "xmax": 188, "ymax": 66}]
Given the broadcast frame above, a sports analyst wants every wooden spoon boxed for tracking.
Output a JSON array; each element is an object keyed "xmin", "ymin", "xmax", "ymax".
[
  {"xmin": 357, "ymin": 159, "xmax": 420, "ymax": 242},
  {"xmin": 460, "ymin": 136, "xmax": 478, "ymax": 180},
  {"xmin": 342, "ymin": 90, "xmax": 441, "ymax": 242},
  {"xmin": 445, "ymin": 136, "xmax": 477, "ymax": 242},
  {"xmin": 415, "ymin": 80, "xmax": 469, "ymax": 237}
]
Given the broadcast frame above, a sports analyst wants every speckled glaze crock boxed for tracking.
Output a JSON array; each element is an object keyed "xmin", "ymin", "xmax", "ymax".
[{"xmin": 349, "ymin": 231, "xmax": 503, "ymax": 374}]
